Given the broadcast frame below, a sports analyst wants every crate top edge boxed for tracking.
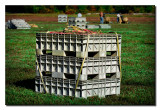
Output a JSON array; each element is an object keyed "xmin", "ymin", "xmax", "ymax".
[
  {"xmin": 58, "ymin": 14, "xmax": 67, "ymax": 16},
  {"xmin": 36, "ymin": 32, "xmax": 122, "ymax": 38}
]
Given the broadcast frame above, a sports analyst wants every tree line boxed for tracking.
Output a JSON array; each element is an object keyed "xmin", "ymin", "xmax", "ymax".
[{"xmin": 6, "ymin": 6, "xmax": 155, "ymax": 14}]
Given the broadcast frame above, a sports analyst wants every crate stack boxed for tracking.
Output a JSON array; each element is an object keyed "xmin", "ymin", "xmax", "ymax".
[
  {"xmin": 68, "ymin": 17, "xmax": 87, "ymax": 29},
  {"xmin": 86, "ymin": 24, "xmax": 111, "ymax": 29},
  {"xmin": 58, "ymin": 15, "xmax": 68, "ymax": 22},
  {"xmin": 35, "ymin": 32, "xmax": 122, "ymax": 98},
  {"xmin": 6, "ymin": 19, "xmax": 31, "ymax": 29}
]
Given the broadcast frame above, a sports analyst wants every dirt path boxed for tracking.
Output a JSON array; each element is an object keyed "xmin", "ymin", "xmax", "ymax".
[
  {"xmin": 6, "ymin": 14, "xmax": 154, "ymax": 23},
  {"xmin": 87, "ymin": 17, "xmax": 154, "ymax": 22}
]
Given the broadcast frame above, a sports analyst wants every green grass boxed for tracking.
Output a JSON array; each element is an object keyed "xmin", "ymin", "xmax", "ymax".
[
  {"xmin": 5, "ymin": 16, "xmax": 155, "ymax": 105},
  {"xmin": 6, "ymin": 85, "xmax": 154, "ymax": 105}
]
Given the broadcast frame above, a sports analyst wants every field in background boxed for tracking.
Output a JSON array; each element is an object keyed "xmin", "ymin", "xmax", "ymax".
[
  {"xmin": 5, "ymin": 13, "xmax": 155, "ymax": 23},
  {"xmin": 5, "ymin": 14, "xmax": 155, "ymax": 105}
]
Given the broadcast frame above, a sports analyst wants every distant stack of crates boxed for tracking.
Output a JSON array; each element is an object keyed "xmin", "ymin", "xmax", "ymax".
[
  {"xmin": 6, "ymin": 19, "xmax": 31, "ymax": 29},
  {"xmin": 35, "ymin": 32, "xmax": 122, "ymax": 98},
  {"xmin": 58, "ymin": 15, "xmax": 68, "ymax": 22},
  {"xmin": 68, "ymin": 17, "xmax": 86, "ymax": 29},
  {"xmin": 86, "ymin": 24, "xmax": 111, "ymax": 29}
]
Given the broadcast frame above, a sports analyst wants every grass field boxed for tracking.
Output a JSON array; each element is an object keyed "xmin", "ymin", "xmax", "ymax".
[{"xmin": 5, "ymin": 14, "xmax": 155, "ymax": 105}]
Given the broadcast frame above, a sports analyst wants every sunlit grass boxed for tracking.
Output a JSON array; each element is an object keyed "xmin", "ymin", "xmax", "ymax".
[{"xmin": 5, "ymin": 16, "xmax": 155, "ymax": 105}]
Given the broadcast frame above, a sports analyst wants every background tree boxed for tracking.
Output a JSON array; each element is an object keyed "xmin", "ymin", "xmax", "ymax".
[
  {"xmin": 5, "ymin": 5, "xmax": 155, "ymax": 14},
  {"xmin": 89, "ymin": 6, "xmax": 96, "ymax": 13},
  {"xmin": 77, "ymin": 6, "xmax": 88, "ymax": 14}
]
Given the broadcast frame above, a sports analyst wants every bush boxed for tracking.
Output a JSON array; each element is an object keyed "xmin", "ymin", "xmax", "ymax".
[{"xmin": 65, "ymin": 8, "xmax": 76, "ymax": 14}]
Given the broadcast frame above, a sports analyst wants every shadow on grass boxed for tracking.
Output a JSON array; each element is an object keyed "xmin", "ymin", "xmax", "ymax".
[
  {"xmin": 14, "ymin": 78, "xmax": 35, "ymax": 91},
  {"xmin": 144, "ymin": 42, "xmax": 154, "ymax": 45}
]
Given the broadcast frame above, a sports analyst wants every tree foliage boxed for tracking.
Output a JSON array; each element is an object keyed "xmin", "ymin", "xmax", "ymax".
[{"xmin": 6, "ymin": 5, "xmax": 155, "ymax": 14}]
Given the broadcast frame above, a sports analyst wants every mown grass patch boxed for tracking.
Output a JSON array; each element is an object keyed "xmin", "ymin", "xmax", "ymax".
[
  {"xmin": 5, "ymin": 17, "xmax": 155, "ymax": 105},
  {"xmin": 6, "ymin": 85, "xmax": 155, "ymax": 105}
]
